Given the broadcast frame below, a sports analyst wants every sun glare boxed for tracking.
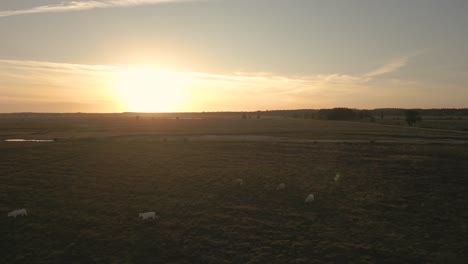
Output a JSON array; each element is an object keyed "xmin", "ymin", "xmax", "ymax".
[{"xmin": 117, "ymin": 67, "xmax": 185, "ymax": 112}]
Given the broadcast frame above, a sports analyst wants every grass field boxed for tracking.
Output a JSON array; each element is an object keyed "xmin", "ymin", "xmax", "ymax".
[
  {"xmin": 1, "ymin": 116, "xmax": 468, "ymax": 263},
  {"xmin": 359, "ymin": 115, "xmax": 468, "ymax": 132}
]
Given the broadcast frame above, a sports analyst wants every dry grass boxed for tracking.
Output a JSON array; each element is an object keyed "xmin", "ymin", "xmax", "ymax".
[
  {"xmin": 1, "ymin": 115, "xmax": 467, "ymax": 141},
  {"xmin": 1, "ymin": 116, "xmax": 468, "ymax": 263}
]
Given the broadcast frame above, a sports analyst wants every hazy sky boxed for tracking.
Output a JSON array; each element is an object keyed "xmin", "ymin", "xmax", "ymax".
[{"xmin": 1, "ymin": 0, "xmax": 467, "ymax": 112}]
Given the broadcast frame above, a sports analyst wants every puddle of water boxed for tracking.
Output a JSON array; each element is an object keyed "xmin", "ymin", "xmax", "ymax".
[
  {"xmin": 168, "ymin": 117, "xmax": 203, "ymax": 120},
  {"xmin": 5, "ymin": 139, "xmax": 54, "ymax": 142}
]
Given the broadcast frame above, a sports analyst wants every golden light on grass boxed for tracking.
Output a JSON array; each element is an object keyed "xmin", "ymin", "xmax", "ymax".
[{"xmin": 116, "ymin": 67, "xmax": 185, "ymax": 112}]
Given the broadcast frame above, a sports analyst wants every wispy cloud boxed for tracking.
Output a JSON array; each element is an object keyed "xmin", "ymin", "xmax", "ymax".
[
  {"xmin": 364, "ymin": 57, "xmax": 409, "ymax": 78},
  {"xmin": 0, "ymin": 0, "xmax": 193, "ymax": 18},
  {"xmin": 1, "ymin": 57, "xmax": 426, "ymax": 111},
  {"xmin": 0, "ymin": 56, "xmax": 409, "ymax": 86},
  {"xmin": 0, "ymin": 59, "xmax": 123, "ymax": 75},
  {"xmin": 0, "ymin": 58, "xmax": 360, "ymax": 85},
  {"xmin": 0, "ymin": 59, "xmax": 369, "ymax": 109}
]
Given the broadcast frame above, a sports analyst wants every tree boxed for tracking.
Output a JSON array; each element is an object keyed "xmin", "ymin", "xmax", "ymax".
[
  {"xmin": 404, "ymin": 110, "xmax": 422, "ymax": 126},
  {"xmin": 318, "ymin": 108, "xmax": 352, "ymax": 120},
  {"xmin": 325, "ymin": 108, "xmax": 356, "ymax": 120},
  {"xmin": 357, "ymin": 110, "xmax": 373, "ymax": 119}
]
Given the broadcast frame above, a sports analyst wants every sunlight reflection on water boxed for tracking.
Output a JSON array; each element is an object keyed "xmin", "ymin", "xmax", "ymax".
[{"xmin": 5, "ymin": 139, "xmax": 54, "ymax": 142}]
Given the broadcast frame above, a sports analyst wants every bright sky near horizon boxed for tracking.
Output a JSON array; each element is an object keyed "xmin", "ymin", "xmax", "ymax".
[{"xmin": 0, "ymin": 0, "xmax": 467, "ymax": 112}]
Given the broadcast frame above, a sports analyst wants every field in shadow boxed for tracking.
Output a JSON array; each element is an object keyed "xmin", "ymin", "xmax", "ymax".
[{"xmin": 1, "ymin": 117, "xmax": 468, "ymax": 263}]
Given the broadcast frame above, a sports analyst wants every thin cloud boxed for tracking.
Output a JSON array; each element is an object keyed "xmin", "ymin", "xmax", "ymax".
[
  {"xmin": 0, "ymin": 59, "xmax": 123, "ymax": 76},
  {"xmin": 0, "ymin": 0, "xmax": 193, "ymax": 18},
  {"xmin": 1, "ymin": 57, "xmax": 436, "ymax": 111},
  {"xmin": 0, "ymin": 57, "xmax": 403, "ymax": 88},
  {"xmin": 0, "ymin": 59, "xmax": 364, "ymax": 97},
  {"xmin": 364, "ymin": 57, "xmax": 409, "ymax": 78}
]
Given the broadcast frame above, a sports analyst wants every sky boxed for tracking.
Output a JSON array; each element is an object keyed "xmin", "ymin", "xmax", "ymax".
[{"xmin": 0, "ymin": 0, "xmax": 467, "ymax": 112}]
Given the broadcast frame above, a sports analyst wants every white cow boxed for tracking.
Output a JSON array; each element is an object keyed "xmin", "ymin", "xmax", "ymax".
[
  {"xmin": 233, "ymin": 178, "xmax": 244, "ymax": 186},
  {"xmin": 276, "ymin": 183, "xmax": 286, "ymax": 191},
  {"xmin": 139, "ymin": 212, "xmax": 158, "ymax": 220},
  {"xmin": 8, "ymin": 209, "xmax": 27, "ymax": 217},
  {"xmin": 334, "ymin": 172, "xmax": 341, "ymax": 182},
  {"xmin": 305, "ymin": 193, "xmax": 315, "ymax": 203}
]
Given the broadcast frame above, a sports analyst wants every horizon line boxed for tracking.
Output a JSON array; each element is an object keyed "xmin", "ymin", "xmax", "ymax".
[{"xmin": 1, "ymin": 107, "xmax": 467, "ymax": 115}]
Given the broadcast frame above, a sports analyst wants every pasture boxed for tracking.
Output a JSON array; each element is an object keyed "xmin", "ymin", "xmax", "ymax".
[
  {"xmin": 367, "ymin": 115, "xmax": 468, "ymax": 132},
  {"xmin": 1, "ymin": 115, "xmax": 468, "ymax": 263}
]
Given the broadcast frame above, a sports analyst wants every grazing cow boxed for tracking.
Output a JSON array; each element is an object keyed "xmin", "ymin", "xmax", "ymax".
[
  {"xmin": 233, "ymin": 178, "xmax": 244, "ymax": 186},
  {"xmin": 139, "ymin": 212, "xmax": 158, "ymax": 220},
  {"xmin": 276, "ymin": 183, "xmax": 286, "ymax": 191},
  {"xmin": 8, "ymin": 209, "xmax": 27, "ymax": 217},
  {"xmin": 305, "ymin": 193, "xmax": 315, "ymax": 203},
  {"xmin": 334, "ymin": 172, "xmax": 341, "ymax": 182}
]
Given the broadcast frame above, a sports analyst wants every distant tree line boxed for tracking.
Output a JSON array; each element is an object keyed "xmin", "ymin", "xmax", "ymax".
[
  {"xmin": 404, "ymin": 110, "xmax": 422, "ymax": 126},
  {"xmin": 317, "ymin": 108, "xmax": 357, "ymax": 120},
  {"xmin": 254, "ymin": 108, "xmax": 468, "ymax": 121},
  {"xmin": 373, "ymin": 108, "xmax": 468, "ymax": 117},
  {"xmin": 259, "ymin": 108, "xmax": 376, "ymax": 121},
  {"xmin": 2, "ymin": 108, "xmax": 467, "ymax": 124}
]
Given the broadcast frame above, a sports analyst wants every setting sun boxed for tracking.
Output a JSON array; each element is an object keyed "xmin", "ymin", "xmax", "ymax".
[
  {"xmin": 2, "ymin": 1, "xmax": 468, "ymax": 263},
  {"xmin": 116, "ymin": 68, "xmax": 185, "ymax": 112}
]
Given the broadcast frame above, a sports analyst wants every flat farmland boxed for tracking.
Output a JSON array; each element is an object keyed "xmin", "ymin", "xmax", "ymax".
[
  {"xmin": 1, "ymin": 116, "xmax": 468, "ymax": 263},
  {"xmin": 1, "ymin": 115, "xmax": 468, "ymax": 141}
]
